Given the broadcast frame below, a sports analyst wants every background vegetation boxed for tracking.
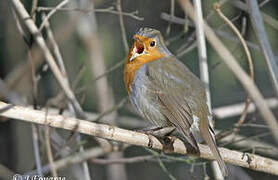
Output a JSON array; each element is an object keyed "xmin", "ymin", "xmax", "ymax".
[{"xmin": 0, "ymin": 0, "xmax": 278, "ymax": 179}]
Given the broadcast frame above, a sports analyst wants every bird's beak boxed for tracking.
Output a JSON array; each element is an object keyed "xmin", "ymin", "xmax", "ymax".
[
  {"xmin": 129, "ymin": 37, "xmax": 145, "ymax": 62},
  {"xmin": 129, "ymin": 53, "xmax": 137, "ymax": 62}
]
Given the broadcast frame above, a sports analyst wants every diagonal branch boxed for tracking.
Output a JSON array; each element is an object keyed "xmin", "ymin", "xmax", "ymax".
[
  {"xmin": 245, "ymin": 0, "xmax": 278, "ymax": 97},
  {"xmin": 0, "ymin": 101, "xmax": 278, "ymax": 176},
  {"xmin": 11, "ymin": 0, "xmax": 85, "ymax": 119}
]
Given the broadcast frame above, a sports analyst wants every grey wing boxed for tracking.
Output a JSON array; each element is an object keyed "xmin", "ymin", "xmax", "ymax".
[
  {"xmin": 156, "ymin": 91, "xmax": 199, "ymax": 150},
  {"xmin": 145, "ymin": 57, "xmax": 205, "ymax": 150}
]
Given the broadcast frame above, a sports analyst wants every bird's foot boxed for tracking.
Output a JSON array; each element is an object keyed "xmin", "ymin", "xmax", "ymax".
[
  {"xmin": 137, "ymin": 126, "xmax": 176, "ymax": 153},
  {"xmin": 136, "ymin": 126, "xmax": 176, "ymax": 137}
]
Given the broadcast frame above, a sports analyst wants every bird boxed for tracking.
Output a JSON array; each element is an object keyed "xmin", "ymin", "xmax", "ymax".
[{"xmin": 124, "ymin": 27, "xmax": 228, "ymax": 176}]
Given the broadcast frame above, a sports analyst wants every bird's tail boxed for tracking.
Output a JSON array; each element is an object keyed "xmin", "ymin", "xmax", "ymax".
[{"xmin": 200, "ymin": 122, "xmax": 228, "ymax": 177}]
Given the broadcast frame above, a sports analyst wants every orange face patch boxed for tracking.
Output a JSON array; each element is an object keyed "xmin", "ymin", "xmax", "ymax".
[{"xmin": 124, "ymin": 35, "xmax": 166, "ymax": 93}]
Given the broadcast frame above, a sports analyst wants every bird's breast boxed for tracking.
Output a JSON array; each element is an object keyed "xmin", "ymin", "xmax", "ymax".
[{"xmin": 129, "ymin": 65, "xmax": 170, "ymax": 127}]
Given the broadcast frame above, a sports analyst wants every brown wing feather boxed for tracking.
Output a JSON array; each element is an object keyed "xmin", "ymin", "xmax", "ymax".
[
  {"xmin": 145, "ymin": 57, "xmax": 204, "ymax": 151},
  {"xmin": 156, "ymin": 92, "xmax": 199, "ymax": 150},
  {"xmin": 145, "ymin": 56, "xmax": 228, "ymax": 175}
]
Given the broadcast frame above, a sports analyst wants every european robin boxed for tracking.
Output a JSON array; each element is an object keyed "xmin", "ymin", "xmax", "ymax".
[{"xmin": 124, "ymin": 27, "xmax": 228, "ymax": 176}]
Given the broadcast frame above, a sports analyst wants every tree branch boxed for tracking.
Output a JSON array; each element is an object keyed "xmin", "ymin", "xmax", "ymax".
[{"xmin": 0, "ymin": 101, "xmax": 278, "ymax": 175}]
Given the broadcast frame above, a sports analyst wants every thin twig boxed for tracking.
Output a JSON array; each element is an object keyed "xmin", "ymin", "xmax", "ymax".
[
  {"xmin": 0, "ymin": 164, "xmax": 14, "ymax": 180},
  {"xmin": 43, "ymin": 13, "xmax": 67, "ymax": 75},
  {"xmin": 39, "ymin": 0, "xmax": 69, "ymax": 31},
  {"xmin": 166, "ymin": 0, "xmax": 175, "ymax": 35},
  {"xmin": 240, "ymin": 123, "xmax": 278, "ymax": 129},
  {"xmin": 205, "ymin": 0, "xmax": 229, "ymax": 20},
  {"xmin": 92, "ymin": 59, "xmax": 125, "ymax": 83},
  {"xmin": 45, "ymin": 126, "xmax": 58, "ymax": 176},
  {"xmin": 245, "ymin": 0, "xmax": 278, "ymax": 97},
  {"xmin": 221, "ymin": 132, "xmax": 271, "ymax": 148},
  {"xmin": 25, "ymin": 147, "xmax": 108, "ymax": 176},
  {"xmin": 146, "ymin": 149, "xmax": 177, "ymax": 180},
  {"xmin": 0, "ymin": 104, "xmax": 14, "ymax": 113},
  {"xmin": 31, "ymin": 125, "xmax": 43, "ymax": 176},
  {"xmin": 116, "ymin": 0, "xmax": 129, "ymax": 53},
  {"xmin": 36, "ymin": 6, "xmax": 144, "ymax": 21},
  {"xmin": 91, "ymin": 155, "xmax": 155, "ymax": 164},
  {"xmin": 213, "ymin": 97, "xmax": 278, "ymax": 119},
  {"xmin": 214, "ymin": 3, "xmax": 254, "ymax": 138},
  {"xmin": 217, "ymin": 129, "xmax": 278, "ymax": 157},
  {"xmin": 259, "ymin": 0, "xmax": 272, "ymax": 7},
  {"xmin": 30, "ymin": 0, "xmax": 38, "ymax": 19},
  {"xmin": 91, "ymin": 97, "xmax": 128, "ymax": 122}
]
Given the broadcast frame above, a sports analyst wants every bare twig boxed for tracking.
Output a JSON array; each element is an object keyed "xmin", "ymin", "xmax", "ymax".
[
  {"xmin": 30, "ymin": 0, "xmax": 38, "ymax": 18},
  {"xmin": 39, "ymin": 0, "xmax": 69, "ymax": 31},
  {"xmin": 0, "ymin": 79, "xmax": 24, "ymax": 105},
  {"xmin": 92, "ymin": 154, "xmax": 193, "ymax": 165},
  {"xmin": 214, "ymin": 3, "xmax": 254, "ymax": 138},
  {"xmin": 1, "ymin": 102, "xmax": 278, "ymax": 175},
  {"xmin": 91, "ymin": 97, "xmax": 128, "ymax": 122},
  {"xmin": 0, "ymin": 164, "xmax": 14, "ymax": 180},
  {"xmin": 218, "ymin": 130, "xmax": 278, "ymax": 158},
  {"xmin": 213, "ymin": 97, "xmax": 278, "ymax": 119},
  {"xmin": 147, "ymin": 149, "xmax": 177, "ymax": 180},
  {"xmin": 25, "ymin": 147, "xmax": 108, "ymax": 176},
  {"xmin": 31, "ymin": 124, "xmax": 43, "ymax": 176},
  {"xmin": 116, "ymin": 0, "xmax": 129, "ymax": 53},
  {"xmin": 245, "ymin": 0, "xmax": 278, "ymax": 97},
  {"xmin": 45, "ymin": 126, "xmax": 58, "ymax": 176},
  {"xmin": 178, "ymin": 0, "xmax": 278, "ymax": 145},
  {"xmin": 166, "ymin": 0, "xmax": 175, "ymax": 35},
  {"xmin": 0, "ymin": 104, "xmax": 14, "ymax": 113},
  {"xmin": 43, "ymin": 13, "xmax": 67, "ymax": 75},
  {"xmin": 205, "ymin": 0, "xmax": 229, "ymax": 20},
  {"xmin": 36, "ymin": 6, "xmax": 144, "ymax": 21},
  {"xmin": 259, "ymin": 0, "xmax": 272, "ymax": 7},
  {"xmin": 92, "ymin": 59, "xmax": 125, "ymax": 83},
  {"xmin": 92, "ymin": 155, "xmax": 154, "ymax": 164}
]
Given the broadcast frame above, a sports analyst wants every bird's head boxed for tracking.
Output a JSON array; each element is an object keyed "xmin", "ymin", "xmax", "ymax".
[
  {"xmin": 124, "ymin": 28, "xmax": 171, "ymax": 93},
  {"xmin": 127, "ymin": 28, "xmax": 171, "ymax": 63}
]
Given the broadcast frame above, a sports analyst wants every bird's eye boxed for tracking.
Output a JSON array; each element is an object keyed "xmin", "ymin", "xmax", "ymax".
[{"xmin": 150, "ymin": 41, "xmax": 155, "ymax": 47}]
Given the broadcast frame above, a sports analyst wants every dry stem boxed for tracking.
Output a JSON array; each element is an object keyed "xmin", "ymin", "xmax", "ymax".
[{"xmin": 1, "ymin": 101, "xmax": 278, "ymax": 175}]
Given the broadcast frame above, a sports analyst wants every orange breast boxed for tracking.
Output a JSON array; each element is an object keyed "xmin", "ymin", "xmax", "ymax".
[{"xmin": 124, "ymin": 48, "xmax": 165, "ymax": 94}]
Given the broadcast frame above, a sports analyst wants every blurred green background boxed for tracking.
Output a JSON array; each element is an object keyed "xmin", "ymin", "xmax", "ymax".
[{"xmin": 0, "ymin": 0, "xmax": 278, "ymax": 179}]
